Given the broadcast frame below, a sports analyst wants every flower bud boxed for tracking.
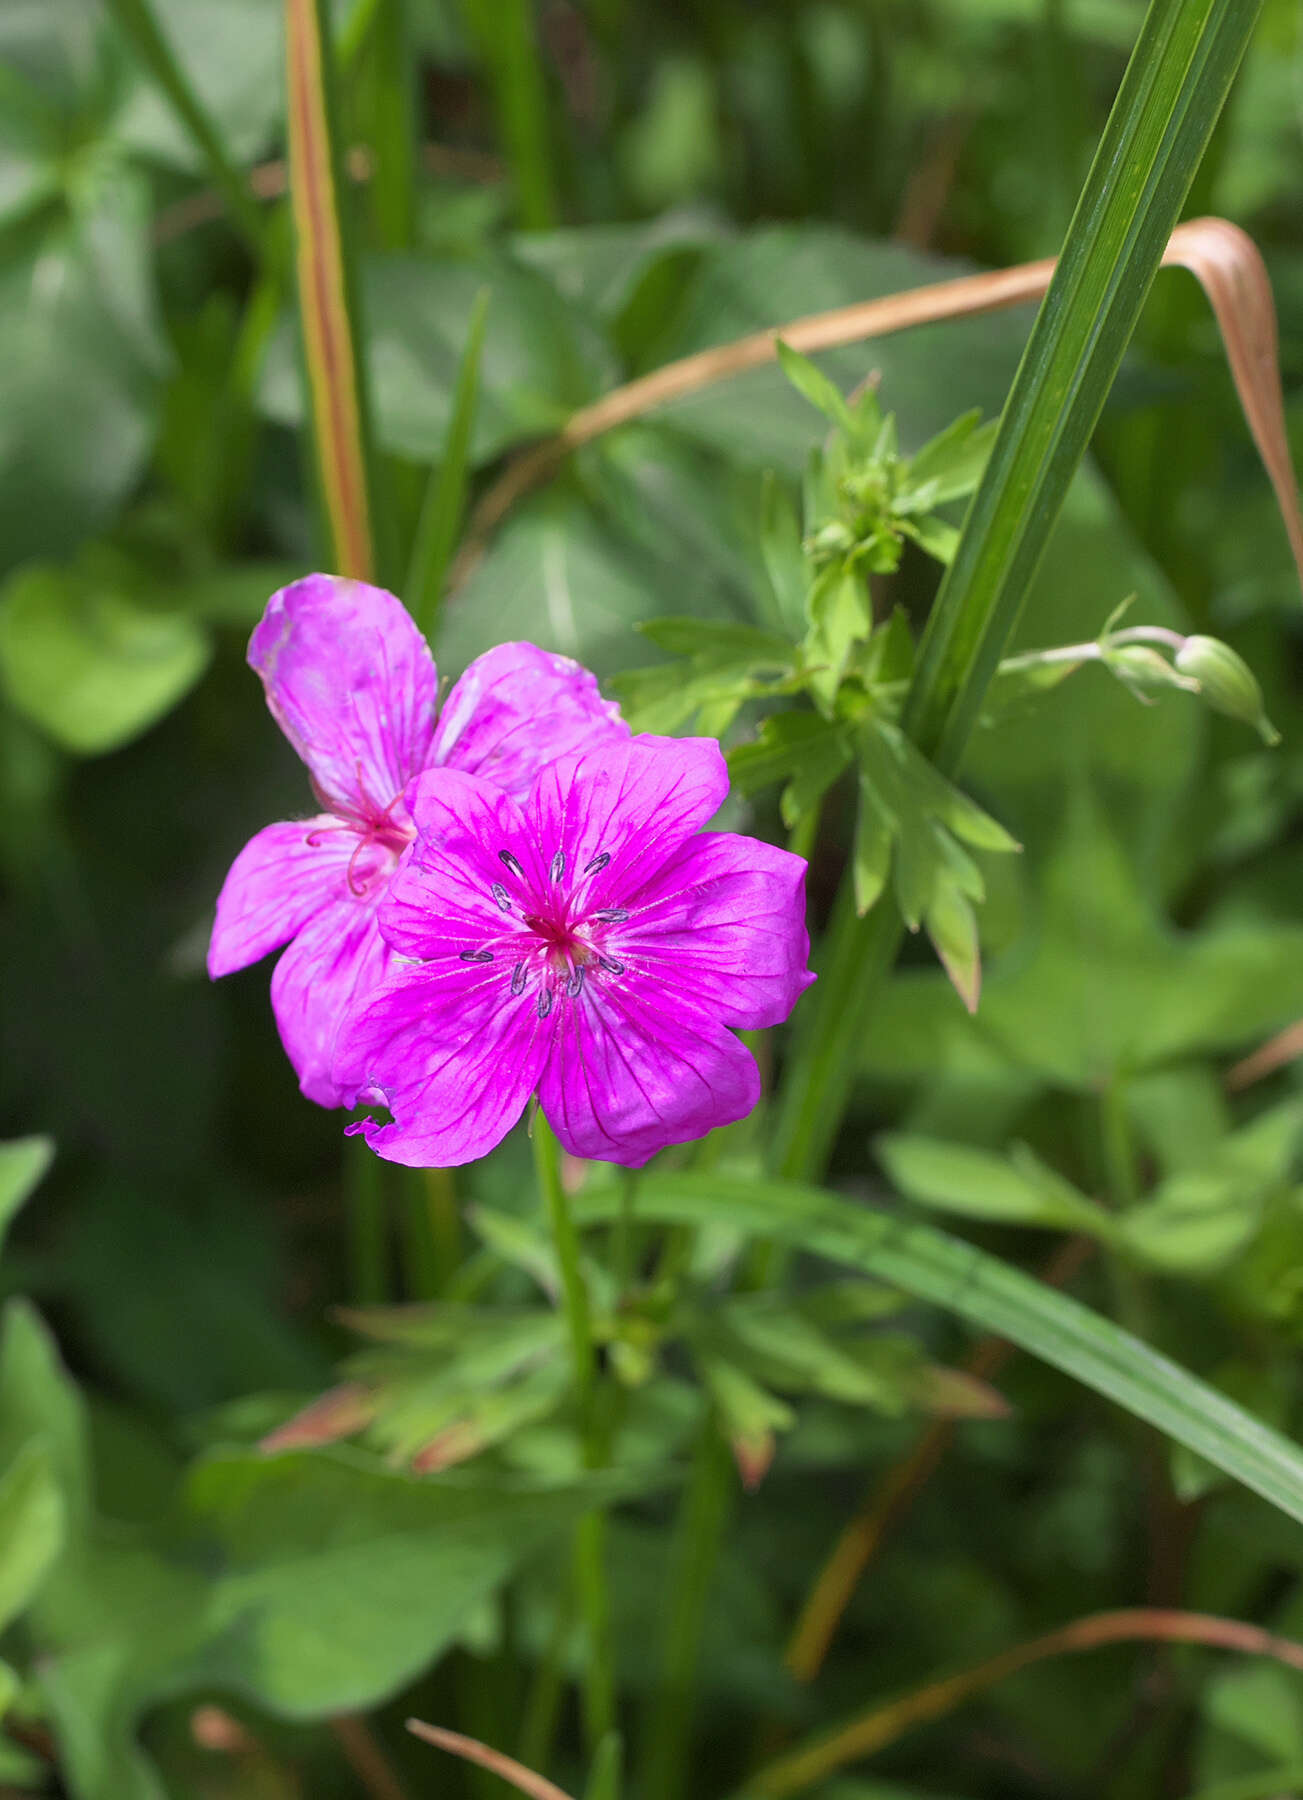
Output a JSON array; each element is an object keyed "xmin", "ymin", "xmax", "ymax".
[
  {"xmin": 1173, "ymin": 635, "xmax": 1281, "ymax": 745},
  {"xmin": 1103, "ymin": 644, "xmax": 1196, "ymax": 693}
]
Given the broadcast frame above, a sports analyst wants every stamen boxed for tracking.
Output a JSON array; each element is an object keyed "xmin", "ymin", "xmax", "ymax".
[
  {"xmin": 491, "ymin": 882, "xmax": 512, "ymax": 912},
  {"xmin": 458, "ymin": 949, "xmax": 494, "ymax": 963},
  {"xmin": 511, "ymin": 962, "xmax": 528, "ymax": 996},
  {"xmin": 499, "ymin": 849, "xmax": 524, "ymax": 878},
  {"xmin": 593, "ymin": 907, "xmax": 630, "ymax": 923},
  {"xmin": 537, "ymin": 989, "xmax": 554, "ymax": 1019},
  {"xmin": 598, "ymin": 955, "xmax": 625, "ymax": 975},
  {"xmin": 550, "ymin": 851, "xmax": 566, "ymax": 882},
  {"xmin": 566, "ymin": 967, "xmax": 585, "ymax": 998},
  {"xmin": 583, "ymin": 852, "xmax": 610, "ymax": 876}
]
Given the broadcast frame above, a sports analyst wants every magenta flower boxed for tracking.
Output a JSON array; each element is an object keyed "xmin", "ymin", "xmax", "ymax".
[
  {"xmin": 208, "ymin": 574, "xmax": 627, "ymax": 1105},
  {"xmin": 333, "ymin": 736, "xmax": 815, "ymax": 1168}
]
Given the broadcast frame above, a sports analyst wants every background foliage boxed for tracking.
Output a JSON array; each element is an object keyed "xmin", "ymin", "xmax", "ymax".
[{"xmin": 4, "ymin": 0, "xmax": 1303, "ymax": 1796}]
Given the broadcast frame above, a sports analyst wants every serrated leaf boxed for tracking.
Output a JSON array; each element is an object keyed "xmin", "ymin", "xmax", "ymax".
[
  {"xmin": 903, "ymin": 411, "xmax": 999, "ymax": 505},
  {"xmin": 637, "ymin": 617, "xmax": 795, "ymax": 668},
  {"xmin": 852, "ymin": 774, "xmax": 894, "ymax": 915},
  {"xmin": 925, "ymin": 882, "xmax": 981, "ymax": 1014},
  {"xmin": 775, "ymin": 338, "xmax": 855, "ymax": 433},
  {"xmin": 759, "ymin": 470, "xmax": 808, "ymax": 636},
  {"xmin": 729, "ymin": 713, "xmax": 851, "ymax": 825}
]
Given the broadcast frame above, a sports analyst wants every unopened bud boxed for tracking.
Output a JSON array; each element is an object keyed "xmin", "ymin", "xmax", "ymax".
[
  {"xmin": 1101, "ymin": 644, "xmax": 1197, "ymax": 698},
  {"xmin": 1173, "ymin": 635, "xmax": 1280, "ymax": 745}
]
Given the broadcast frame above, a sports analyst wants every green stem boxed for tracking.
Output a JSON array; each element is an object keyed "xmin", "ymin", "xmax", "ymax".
[
  {"xmin": 770, "ymin": 0, "xmax": 1261, "ymax": 1186},
  {"xmin": 517, "ymin": 1587, "xmax": 576, "ymax": 1773},
  {"xmin": 640, "ymin": 1415, "xmax": 735, "ymax": 1800},
  {"xmin": 345, "ymin": 1135, "xmax": 388, "ymax": 1304},
  {"xmin": 532, "ymin": 1113, "xmax": 614, "ymax": 1748}
]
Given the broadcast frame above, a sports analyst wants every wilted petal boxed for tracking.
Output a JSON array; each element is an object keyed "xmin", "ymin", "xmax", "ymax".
[
  {"xmin": 432, "ymin": 642, "xmax": 627, "ymax": 799},
  {"xmin": 270, "ymin": 896, "xmax": 395, "ymax": 1107},
  {"xmin": 529, "ymin": 736, "xmax": 729, "ymax": 907},
  {"xmin": 249, "ymin": 574, "xmax": 437, "ymax": 818},
  {"xmin": 334, "ymin": 961, "xmax": 550, "ymax": 1167},
  {"xmin": 540, "ymin": 983, "xmax": 761, "ymax": 1167},
  {"xmin": 617, "ymin": 832, "xmax": 815, "ymax": 1029},
  {"xmin": 208, "ymin": 816, "xmax": 351, "ymax": 978}
]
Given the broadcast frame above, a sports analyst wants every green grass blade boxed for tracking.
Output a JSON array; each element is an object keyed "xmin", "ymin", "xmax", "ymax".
[
  {"xmin": 107, "ymin": 0, "xmax": 266, "ymax": 256},
  {"xmin": 461, "ymin": 0, "xmax": 559, "ymax": 229},
  {"xmin": 407, "ymin": 287, "xmax": 490, "ymax": 640},
  {"xmin": 771, "ymin": 0, "xmax": 1263, "ymax": 1185},
  {"xmin": 285, "ymin": 0, "xmax": 388, "ymax": 581},
  {"xmin": 906, "ymin": 0, "xmax": 1261, "ymax": 771},
  {"xmin": 577, "ymin": 1174, "xmax": 1303, "ymax": 1526}
]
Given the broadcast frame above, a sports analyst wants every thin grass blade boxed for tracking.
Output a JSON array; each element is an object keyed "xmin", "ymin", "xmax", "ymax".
[
  {"xmin": 576, "ymin": 1173, "xmax": 1303, "ymax": 1527},
  {"xmin": 407, "ymin": 287, "xmax": 490, "ymax": 639}
]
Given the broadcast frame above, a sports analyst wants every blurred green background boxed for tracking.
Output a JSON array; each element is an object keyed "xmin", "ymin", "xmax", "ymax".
[{"xmin": 5, "ymin": 1, "xmax": 1303, "ymax": 1796}]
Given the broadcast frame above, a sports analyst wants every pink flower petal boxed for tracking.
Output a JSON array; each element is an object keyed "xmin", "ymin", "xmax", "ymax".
[
  {"xmin": 540, "ymin": 981, "xmax": 761, "ymax": 1167},
  {"xmin": 270, "ymin": 897, "xmax": 395, "ymax": 1107},
  {"xmin": 333, "ymin": 961, "xmax": 550, "ymax": 1167},
  {"xmin": 431, "ymin": 642, "xmax": 627, "ymax": 799},
  {"xmin": 249, "ymin": 574, "xmax": 437, "ymax": 820},
  {"xmin": 615, "ymin": 832, "xmax": 815, "ymax": 1029},
  {"xmin": 528, "ymin": 735, "xmax": 729, "ymax": 910},
  {"xmin": 382, "ymin": 767, "xmax": 547, "ymax": 962},
  {"xmin": 208, "ymin": 816, "xmax": 351, "ymax": 978}
]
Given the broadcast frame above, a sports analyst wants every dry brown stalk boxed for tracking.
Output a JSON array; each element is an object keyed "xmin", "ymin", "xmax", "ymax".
[
  {"xmin": 406, "ymin": 1720, "xmax": 576, "ymax": 1800},
  {"xmin": 752, "ymin": 1607, "xmax": 1303, "ymax": 1798},
  {"xmin": 328, "ymin": 1716, "xmax": 412, "ymax": 1800},
  {"xmin": 451, "ymin": 217, "xmax": 1303, "ymax": 602},
  {"xmin": 784, "ymin": 1234, "xmax": 1094, "ymax": 1686},
  {"xmin": 1226, "ymin": 1016, "xmax": 1303, "ymax": 1090}
]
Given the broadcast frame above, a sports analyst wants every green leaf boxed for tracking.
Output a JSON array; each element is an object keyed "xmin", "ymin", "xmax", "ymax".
[
  {"xmin": 408, "ymin": 284, "xmax": 491, "ymax": 640},
  {"xmin": 902, "ymin": 411, "xmax": 999, "ymax": 506},
  {"xmin": 577, "ymin": 1174, "xmax": 1303, "ymax": 1526},
  {"xmin": 876, "ymin": 1134, "xmax": 1109, "ymax": 1232},
  {"xmin": 729, "ymin": 713, "xmax": 852, "ymax": 830},
  {"xmin": 638, "ymin": 618, "xmax": 795, "ymax": 668},
  {"xmin": 259, "ymin": 252, "xmax": 617, "ymax": 467},
  {"xmin": 0, "ymin": 564, "xmax": 210, "ymax": 756},
  {"xmin": 189, "ymin": 1449, "xmax": 659, "ymax": 1717},
  {"xmin": 775, "ymin": 338, "xmax": 856, "ymax": 434},
  {"xmin": 0, "ymin": 1441, "xmax": 64, "ymax": 1632},
  {"xmin": 584, "ymin": 1731, "xmax": 624, "ymax": 1800},
  {"xmin": 0, "ymin": 1302, "xmax": 89, "ymax": 1527},
  {"xmin": 0, "ymin": 1137, "xmax": 52, "ymax": 1259}
]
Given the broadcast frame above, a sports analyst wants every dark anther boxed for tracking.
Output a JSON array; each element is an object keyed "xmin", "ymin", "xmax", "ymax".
[
  {"xmin": 491, "ymin": 882, "xmax": 512, "ymax": 912},
  {"xmin": 583, "ymin": 852, "xmax": 611, "ymax": 875},
  {"xmin": 598, "ymin": 954, "xmax": 624, "ymax": 975},
  {"xmin": 499, "ymin": 849, "xmax": 524, "ymax": 878},
  {"xmin": 594, "ymin": 907, "xmax": 630, "ymax": 923},
  {"xmin": 511, "ymin": 962, "xmax": 528, "ymax": 996},
  {"xmin": 458, "ymin": 949, "xmax": 495, "ymax": 963},
  {"xmin": 550, "ymin": 850, "xmax": 566, "ymax": 882},
  {"xmin": 537, "ymin": 988, "xmax": 554, "ymax": 1019},
  {"xmin": 566, "ymin": 967, "xmax": 586, "ymax": 998}
]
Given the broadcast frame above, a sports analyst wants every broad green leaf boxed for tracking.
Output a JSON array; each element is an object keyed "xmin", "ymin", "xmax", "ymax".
[
  {"xmin": 260, "ymin": 252, "xmax": 617, "ymax": 467},
  {"xmin": 876, "ymin": 1134, "xmax": 1108, "ymax": 1232},
  {"xmin": 576, "ymin": 1175, "xmax": 1303, "ymax": 1526},
  {"xmin": 0, "ymin": 194, "xmax": 162, "ymax": 576},
  {"xmin": 0, "ymin": 1442, "xmax": 64, "ymax": 1632},
  {"xmin": 189, "ymin": 1449, "xmax": 660, "ymax": 1717},
  {"xmin": 0, "ymin": 564, "xmax": 210, "ymax": 756},
  {"xmin": 0, "ymin": 1137, "xmax": 52, "ymax": 1258},
  {"xmin": 0, "ymin": 1302, "xmax": 89, "ymax": 1526},
  {"xmin": 638, "ymin": 617, "xmax": 795, "ymax": 667},
  {"xmin": 729, "ymin": 714, "xmax": 852, "ymax": 830}
]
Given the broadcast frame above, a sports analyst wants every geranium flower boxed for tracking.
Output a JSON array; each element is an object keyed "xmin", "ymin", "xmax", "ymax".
[
  {"xmin": 334, "ymin": 736, "xmax": 814, "ymax": 1168},
  {"xmin": 208, "ymin": 574, "xmax": 627, "ymax": 1105}
]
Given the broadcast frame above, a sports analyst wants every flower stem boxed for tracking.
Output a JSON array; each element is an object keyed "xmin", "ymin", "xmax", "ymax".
[
  {"xmin": 532, "ymin": 1112, "xmax": 614, "ymax": 1748},
  {"xmin": 345, "ymin": 1135, "xmax": 388, "ymax": 1303},
  {"xmin": 640, "ymin": 1414, "xmax": 734, "ymax": 1800}
]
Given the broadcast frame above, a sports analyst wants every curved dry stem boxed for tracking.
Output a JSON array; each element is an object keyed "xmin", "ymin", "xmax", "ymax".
[
  {"xmin": 406, "ymin": 1720, "xmax": 576, "ymax": 1800},
  {"xmin": 1226, "ymin": 1016, "xmax": 1303, "ymax": 1090},
  {"xmin": 750, "ymin": 1608, "xmax": 1303, "ymax": 1798},
  {"xmin": 450, "ymin": 217, "xmax": 1303, "ymax": 602},
  {"xmin": 784, "ymin": 1235, "xmax": 1093, "ymax": 1686}
]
